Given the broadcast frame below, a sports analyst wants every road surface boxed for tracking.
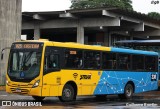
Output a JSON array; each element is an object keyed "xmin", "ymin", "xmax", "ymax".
[{"xmin": 0, "ymin": 90, "xmax": 160, "ymax": 109}]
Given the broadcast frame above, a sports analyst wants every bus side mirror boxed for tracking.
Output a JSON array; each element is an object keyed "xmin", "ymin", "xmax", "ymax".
[
  {"xmin": 1, "ymin": 53, "xmax": 3, "ymax": 60},
  {"xmin": 1, "ymin": 50, "xmax": 4, "ymax": 60},
  {"xmin": 1, "ymin": 47, "xmax": 11, "ymax": 60}
]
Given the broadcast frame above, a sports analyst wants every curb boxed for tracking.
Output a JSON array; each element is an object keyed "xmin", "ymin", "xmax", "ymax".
[{"xmin": 0, "ymin": 86, "xmax": 6, "ymax": 91}]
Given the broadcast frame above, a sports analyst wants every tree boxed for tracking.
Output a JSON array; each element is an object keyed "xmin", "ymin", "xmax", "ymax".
[
  {"xmin": 148, "ymin": 12, "xmax": 160, "ymax": 20},
  {"xmin": 70, "ymin": 0, "xmax": 133, "ymax": 10},
  {"xmin": 121, "ymin": 0, "xmax": 133, "ymax": 10}
]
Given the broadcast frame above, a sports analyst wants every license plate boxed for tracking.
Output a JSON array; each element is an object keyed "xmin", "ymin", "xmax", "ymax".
[{"xmin": 15, "ymin": 88, "xmax": 21, "ymax": 92}]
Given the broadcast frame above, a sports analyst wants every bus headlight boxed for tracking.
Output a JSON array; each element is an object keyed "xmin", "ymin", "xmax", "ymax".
[
  {"xmin": 6, "ymin": 80, "xmax": 9, "ymax": 86},
  {"xmin": 32, "ymin": 80, "xmax": 40, "ymax": 88}
]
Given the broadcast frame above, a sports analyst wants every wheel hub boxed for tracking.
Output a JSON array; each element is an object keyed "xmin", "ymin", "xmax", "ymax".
[
  {"xmin": 126, "ymin": 87, "xmax": 132, "ymax": 96},
  {"xmin": 64, "ymin": 89, "xmax": 71, "ymax": 98}
]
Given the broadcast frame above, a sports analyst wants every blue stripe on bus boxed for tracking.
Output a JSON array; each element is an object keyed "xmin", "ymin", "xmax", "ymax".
[
  {"xmin": 111, "ymin": 48, "xmax": 158, "ymax": 56},
  {"xmin": 93, "ymin": 71, "xmax": 158, "ymax": 95}
]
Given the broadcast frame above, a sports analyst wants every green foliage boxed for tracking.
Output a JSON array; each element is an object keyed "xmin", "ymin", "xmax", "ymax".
[
  {"xmin": 70, "ymin": 0, "xmax": 133, "ymax": 10},
  {"xmin": 148, "ymin": 12, "xmax": 160, "ymax": 20},
  {"xmin": 120, "ymin": 0, "xmax": 133, "ymax": 10}
]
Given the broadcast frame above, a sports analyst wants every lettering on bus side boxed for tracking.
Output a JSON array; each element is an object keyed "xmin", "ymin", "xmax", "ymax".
[{"xmin": 80, "ymin": 75, "xmax": 91, "ymax": 80}]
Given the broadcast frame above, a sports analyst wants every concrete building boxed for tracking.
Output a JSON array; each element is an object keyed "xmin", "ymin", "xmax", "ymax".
[
  {"xmin": 0, "ymin": 0, "xmax": 22, "ymax": 85},
  {"xmin": 22, "ymin": 7, "xmax": 160, "ymax": 46}
]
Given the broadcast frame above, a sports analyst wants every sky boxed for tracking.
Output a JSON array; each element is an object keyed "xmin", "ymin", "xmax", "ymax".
[{"xmin": 22, "ymin": 0, "xmax": 160, "ymax": 14}]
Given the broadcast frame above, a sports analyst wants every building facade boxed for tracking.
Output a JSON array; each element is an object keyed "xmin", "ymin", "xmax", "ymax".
[{"xmin": 22, "ymin": 8, "xmax": 160, "ymax": 46}]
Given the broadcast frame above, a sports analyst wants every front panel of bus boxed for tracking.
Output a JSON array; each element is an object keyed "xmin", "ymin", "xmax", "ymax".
[{"xmin": 6, "ymin": 42, "xmax": 44, "ymax": 96}]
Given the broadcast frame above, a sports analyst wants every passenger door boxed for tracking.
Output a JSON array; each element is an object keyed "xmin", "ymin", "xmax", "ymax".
[{"xmin": 42, "ymin": 47, "xmax": 61, "ymax": 96}]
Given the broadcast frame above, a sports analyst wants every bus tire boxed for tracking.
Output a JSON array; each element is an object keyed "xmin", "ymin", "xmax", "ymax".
[
  {"xmin": 58, "ymin": 84, "xmax": 75, "ymax": 102},
  {"xmin": 118, "ymin": 83, "xmax": 133, "ymax": 99},
  {"xmin": 32, "ymin": 96, "xmax": 45, "ymax": 101}
]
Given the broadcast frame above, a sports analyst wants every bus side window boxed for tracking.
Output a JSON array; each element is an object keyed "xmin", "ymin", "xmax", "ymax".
[
  {"xmin": 145, "ymin": 56, "xmax": 157, "ymax": 72},
  {"xmin": 102, "ymin": 52, "xmax": 116, "ymax": 70},
  {"xmin": 132, "ymin": 55, "xmax": 144, "ymax": 71},
  {"xmin": 84, "ymin": 51, "xmax": 101, "ymax": 69},
  {"xmin": 44, "ymin": 54, "xmax": 59, "ymax": 72},
  {"xmin": 48, "ymin": 54, "xmax": 59, "ymax": 69},
  {"xmin": 44, "ymin": 47, "xmax": 60, "ymax": 74},
  {"xmin": 117, "ymin": 54, "xmax": 131, "ymax": 70},
  {"xmin": 64, "ymin": 49, "xmax": 83, "ymax": 69}
]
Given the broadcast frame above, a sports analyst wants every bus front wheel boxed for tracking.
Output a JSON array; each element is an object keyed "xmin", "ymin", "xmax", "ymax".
[
  {"xmin": 58, "ymin": 84, "xmax": 75, "ymax": 102},
  {"xmin": 118, "ymin": 83, "xmax": 133, "ymax": 99},
  {"xmin": 32, "ymin": 96, "xmax": 45, "ymax": 101}
]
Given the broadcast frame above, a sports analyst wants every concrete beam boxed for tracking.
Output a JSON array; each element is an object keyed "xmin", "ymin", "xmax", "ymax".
[
  {"xmin": 121, "ymin": 16, "xmax": 140, "ymax": 24},
  {"xmin": 131, "ymin": 30, "xmax": 160, "ymax": 36},
  {"xmin": 37, "ymin": 18, "xmax": 120, "ymax": 29},
  {"xmin": 59, "ymin": 12, "xmax": 77, "ymax": 19},
  {"xmin": 133, "ymin": 22, "xmax": 144, "ymax": 31},
  {"xmin": 144, "ymin": 22, "xmax": 160, "ymax": 29},
  {"xmin": 33, "ymin": 14, "xmax": 46, "ymax": 20},
  {"xmin": 103, "ymin": 10, "xmax": 141, "ymax": 24},
  {"xmin": 81, "ymin": 18, "xmax": 120, "ymax": 27},
  {"xmin": 22, "ymin": 22, "xmax": 34, "ymax": 29},
  {"xmin": 103, "ymin": 9, "xmax": 160, "ymax": 29},
  {"xmin": 40, "ymin": 19, "xmax": 77, "ymax": 28},
  {"xmin": 102, "ymin": 10, "xmax": 117, "ymax": 18}
]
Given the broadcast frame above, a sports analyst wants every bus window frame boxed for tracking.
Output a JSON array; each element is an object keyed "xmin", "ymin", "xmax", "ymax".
[
  {"xmin": 132, "ymin": 54, "xmax": 145, "ymax": 72},
  {"xmin": 83, "ymin": 50, "xmax": 101, "ymax": 70},
  {"xmin": 64, "ymin": 48, "xmax": 84, "ymax": 70},
  {"xmin": 44, "ymin": 46, "xmax": 61, "ymax": 75},
  {"xmin": 102, "ymin": 52, "xmax": 117, "ymax": 70},
  {"xmin": 116, "ymin": 53, "xmax": 131, "ymax": 71},
  {"xmin": 43, "ymin": 46, "xmax": 159, "ymax": 73},
  {"xmin": 102, "ymin": 51, "xmax": 158, "ymax": 72},
  {"xmin": 144, "ymin": 55, "xmax": 158, "ymax": 72}
]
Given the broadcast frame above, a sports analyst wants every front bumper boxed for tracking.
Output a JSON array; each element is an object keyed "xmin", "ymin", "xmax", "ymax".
[{"xmin": 6, "ymin": 84, "xmax": 42, "ymax": 96}]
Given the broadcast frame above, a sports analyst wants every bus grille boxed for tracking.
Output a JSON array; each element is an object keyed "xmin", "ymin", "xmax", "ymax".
[
  {"xmin": 9, "ymin": 84, "xmax": 31, "ymax": 94},
  {"xmin": 10, "ymin": 88, "xmax": 29, "ymax": 94},
  {"xmin": 10, "ymin": 84, "xmax": 32, "ymax": 88}
]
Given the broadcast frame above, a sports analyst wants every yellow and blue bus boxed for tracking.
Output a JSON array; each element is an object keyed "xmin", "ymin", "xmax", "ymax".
[{"xmin": 4, "ymin": 39, "xmax": 159, "ymax": 102}]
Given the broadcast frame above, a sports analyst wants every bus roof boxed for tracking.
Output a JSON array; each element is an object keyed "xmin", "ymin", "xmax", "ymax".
[
  {"xmin": 111, "ymin": 47, "xmax": 158, "ymax": 56},
  {"xmin": 16, "ymin": 39, "xmax": 158, "ymax": 56},
  {"xmin": 116, "ymin": 40, "xmax": 160, "ymax": 46}
]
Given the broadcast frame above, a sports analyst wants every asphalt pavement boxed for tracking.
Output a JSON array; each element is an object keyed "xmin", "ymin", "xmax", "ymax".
[{"xmin": 1, "ymin": 90, "xmax": 160, "ymax": 109}]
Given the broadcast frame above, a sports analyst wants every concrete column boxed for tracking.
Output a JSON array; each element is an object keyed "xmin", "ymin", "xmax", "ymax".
[
  {"xmin": 108, "ymin": 32, "xmax": 112, "ymax": 47},
  {"xmin": 0, "ymin": 0, "xmax": 22, "ymax": 85},
  {"xmin": 104, "ymin": 33, "xmax": 109, "ymax": 46},
  {"xmin": 104, "ymin": 28, "xmax": 109, "ymax": 46},
  {"xmin": 77, "ymin": 21, "xmax": 84, "ymax": 44},
  {"xmin": 130, "ymin": 35, "xmax": 133, "ymax": 40},
  {"xmin": 34, "ymin": 22, "xmax": 40, "ymax": 40}
]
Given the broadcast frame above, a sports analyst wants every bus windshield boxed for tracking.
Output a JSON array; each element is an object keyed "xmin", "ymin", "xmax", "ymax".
[{"xmin": 8, "ymin": 50, "xmax": 42, "ymax": 82}]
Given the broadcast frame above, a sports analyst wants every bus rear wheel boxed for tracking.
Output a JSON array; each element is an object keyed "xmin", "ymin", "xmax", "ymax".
[
  {"xmin": 32, "ymin": 96, "xmax": 45, "ymax": 101},
  {"xmin": 118, "ymin": 83, "xmax": 133, "ymax": 99},
  {"xmin": 58, "ymin": 84, "xmax": 75, "ymax": 102}
]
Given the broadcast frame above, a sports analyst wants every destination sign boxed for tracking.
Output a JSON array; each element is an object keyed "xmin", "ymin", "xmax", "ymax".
[{"xmin": 14, "ymin": 44, "xmax": 40, "ymax": 49}]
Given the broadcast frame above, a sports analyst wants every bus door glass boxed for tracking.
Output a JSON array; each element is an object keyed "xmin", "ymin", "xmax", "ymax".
[{"xmin": 44, "ymin": 47, "xmax": 60, "ymax": 74}]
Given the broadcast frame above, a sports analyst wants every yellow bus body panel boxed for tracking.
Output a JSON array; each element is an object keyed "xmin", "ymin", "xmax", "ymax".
[{"xmin": 42, "ymin": 70, "xmax": 103, "ymax": 96}]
